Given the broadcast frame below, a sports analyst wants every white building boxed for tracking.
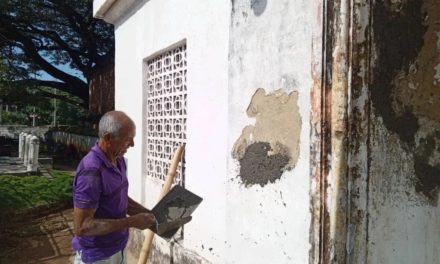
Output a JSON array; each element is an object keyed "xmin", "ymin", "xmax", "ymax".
[{"xmin": 94, "ymin": 0, "xmax": 440, "ymax": 263}]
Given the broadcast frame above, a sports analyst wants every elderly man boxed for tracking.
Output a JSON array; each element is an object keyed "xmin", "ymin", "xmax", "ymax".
[{"xmin": 72, "ymin": 111, "xmax": 156, "ymax": 264}]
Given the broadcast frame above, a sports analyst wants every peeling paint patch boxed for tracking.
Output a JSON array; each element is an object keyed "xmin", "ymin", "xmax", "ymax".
[
  {"xmin": 434, "ymin": 63, "xmax": 440, "ymax": 84},
  {"xmin": 233, "ymin": 88, "xmax": 301, "ymax": 186}
]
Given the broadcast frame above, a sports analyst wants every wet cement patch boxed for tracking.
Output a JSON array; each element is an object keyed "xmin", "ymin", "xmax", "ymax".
[{"xmin": 238, "ymin": 142, "xmax": 289, "ymax": 187}]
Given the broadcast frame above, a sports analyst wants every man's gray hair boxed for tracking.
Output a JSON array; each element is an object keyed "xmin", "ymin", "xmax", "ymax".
[{"xmin": 98, "ymin": 111, "xmax": 126, "ymax": 138}]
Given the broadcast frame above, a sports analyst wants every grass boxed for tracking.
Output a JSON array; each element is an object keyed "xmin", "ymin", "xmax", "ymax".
[{"xmin": 0, "ymin": 170, "xmax": 73, "ymax": 223}]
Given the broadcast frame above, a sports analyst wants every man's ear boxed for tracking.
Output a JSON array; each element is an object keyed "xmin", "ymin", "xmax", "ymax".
[{"xmin": 102, "ymin": 132, "xmax": 113, "ymax": 142}]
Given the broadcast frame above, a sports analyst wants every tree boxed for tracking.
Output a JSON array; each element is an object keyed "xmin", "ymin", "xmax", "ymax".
[
  {"xmin": 0, "ymin": 85, "xmax": 87, "ymax": 126},
  {"xmin": 0, "ymin": 0, "xmax": 114, "ymax": 109}
]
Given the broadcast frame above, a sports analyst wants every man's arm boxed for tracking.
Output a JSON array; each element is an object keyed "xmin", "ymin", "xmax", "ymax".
[
  {"xmin": 73, "ymin": 207, "xmax": 156, "ymax": 236},
  {"xmin": 127, "ymin": 197, "xmax": 152, "ymax": 216}
]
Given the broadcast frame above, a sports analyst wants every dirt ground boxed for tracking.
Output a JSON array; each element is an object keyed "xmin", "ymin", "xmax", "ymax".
[
  {"xmin": 0, "ymin": 208, "xmax": 139, "ymax": 264},
  {"xmin": 0, "ymin": 146, "xmax": 139, "ymax": 263},
  {"xmin": 0, "ymin": 207, "xmax": 76, "ymax": 263}
]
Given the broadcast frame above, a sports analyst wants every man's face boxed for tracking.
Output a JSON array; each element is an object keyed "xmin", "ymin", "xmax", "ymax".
[{"xmin": 109, "ymin": 122, "xmax": 136, "ymax": 157}]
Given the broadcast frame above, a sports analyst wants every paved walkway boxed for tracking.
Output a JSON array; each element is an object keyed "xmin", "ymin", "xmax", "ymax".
[
  {"xmin": 0, "ymin": 156, "xmax": 140, "ymax": 263},
  {"xmin": 0, "ymin": 156, "xmax": 53, "ymax": 177},
  {"xmin": 0, "ymin": 208, "xmax": 139, "ymax": 264},
  {"xmin": 0, "ymin": 156, "xmax": 28, "ymax": 175},
  {"xmin": 1, "ymin": 208, "xmax": 76, "ymax": 263}
]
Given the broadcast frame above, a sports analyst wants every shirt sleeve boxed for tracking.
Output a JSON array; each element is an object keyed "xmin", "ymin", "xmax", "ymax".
[{"xmin": 73, "ymin": 168, "xmax": 102, "ymax": 209}]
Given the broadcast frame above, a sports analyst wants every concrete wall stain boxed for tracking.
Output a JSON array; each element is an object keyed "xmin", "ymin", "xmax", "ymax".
[
  {"xmin": 372, "ymin": 0, "xmax": 440, "ymax": 203},
  {"xmin": 250, "ymin": 0, "xmax": 267, "ymax": 16},
  {"xmin": 371, "ymin": 0, "xmax": 426, "ymax": 144},
  {"xmin": 390, "ymin": 1, "xmax": 440, "ymax": 122},
  {"xmin": 414, "ymin": 155, "xmax": 440, "ymax": 201},
  {"xmin": 233, "ymin": 88, "xmax": 301, "ymax": 186}
]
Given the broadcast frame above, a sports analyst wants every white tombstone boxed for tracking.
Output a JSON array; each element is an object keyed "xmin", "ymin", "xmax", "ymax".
[
  {"xmin": 23, "ymin": 134, "xmax": 32, "ymax": 166},
  {"xmin": 27, "ymin": 135, "xmax": 39, "ymax": 172},
  {"xmin": 22, "ymin": 133, "xmax": 28, "ymax": 163},
  {"xmin": 18, "ymin": 132, "xmax": 26, "ymax": 159}
]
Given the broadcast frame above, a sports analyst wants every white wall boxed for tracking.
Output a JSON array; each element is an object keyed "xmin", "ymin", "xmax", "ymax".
[
  {"xmin": 101, "ymin": 0, "xmax": 440, "ymax": 263},
  {"xmin": 110, "ymin": 0, "xmax": 314, "ymax": 262},
  {"xmin": 367, "ymin": 118, "xmax": 440, "ymax": 264},
  {"xmin": 226, "ymin": 1, "xmax": 313, "ymax": 263},
  {"xmin": 113, "ymin": 0, "xmax": 230, "ymax": 262}
]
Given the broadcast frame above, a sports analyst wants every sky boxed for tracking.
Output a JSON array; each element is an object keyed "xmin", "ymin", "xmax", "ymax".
[{"xmin": 37, "ymin": 63, "xmax": 86, "ymax": 82}]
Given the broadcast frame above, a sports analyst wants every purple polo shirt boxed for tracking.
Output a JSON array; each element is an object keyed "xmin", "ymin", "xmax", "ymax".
[{"xmin": 72, "ymin": 143, "xmax": 129, "ymax": 263}]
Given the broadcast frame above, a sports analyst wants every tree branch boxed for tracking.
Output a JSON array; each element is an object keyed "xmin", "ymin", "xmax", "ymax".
[
  {"xmin": 27, "ymin": 25, "xmax": 89, "ymax": 74},
  {"xmin": 1, "ymin": 29, "xmax": 88, "ymax": 99},
  {"xmin": 55, "ymin": 3, "xmax": 99, "ymax": 66},
  {"xmin": 12, "ymin": 79, "xmax": 88, "ymax": 102}
]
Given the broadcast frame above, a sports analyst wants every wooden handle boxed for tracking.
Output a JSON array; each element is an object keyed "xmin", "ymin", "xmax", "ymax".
[{"xmin": 137, "ymin": 144, "xmax": 186, "ymax": 264}]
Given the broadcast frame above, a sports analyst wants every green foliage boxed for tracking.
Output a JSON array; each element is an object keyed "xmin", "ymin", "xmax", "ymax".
[
  {"xmin": 0, "ymin": 86, "xmax": 87, "ymax": 126},
  {"xmin": 54, "ymin": 98, "xmax": 88, "ymax": 125},
  {"xmin": 0, "ymin": 0, "xmax": 115, "ymax": 107},
  {"xmin": 0, "ymin": 111, "xmax": 27, "ymax": 124},
  {"xmin": 0, "ymin": 170, "xmax": 73, "ymax": 222}
]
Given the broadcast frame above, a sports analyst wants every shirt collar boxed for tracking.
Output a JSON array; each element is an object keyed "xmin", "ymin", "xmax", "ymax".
[{"xmin": 91, "ymin": 142, "xmax": 115, "ymax": 169}]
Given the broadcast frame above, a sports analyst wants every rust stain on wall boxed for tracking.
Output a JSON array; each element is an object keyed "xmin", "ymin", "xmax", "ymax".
[
  {"xmin": 233, "ymin": 88, "xmax": 301, "ymax": 186},
  {"xmin": 372, "ymin": 0, "xmax": 440, "ymax": 203}
]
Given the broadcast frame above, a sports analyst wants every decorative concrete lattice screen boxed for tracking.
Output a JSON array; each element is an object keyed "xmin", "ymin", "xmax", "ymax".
[{"xmin": 145, "ymin": 44, "xmax": 187, "ymax": 185}]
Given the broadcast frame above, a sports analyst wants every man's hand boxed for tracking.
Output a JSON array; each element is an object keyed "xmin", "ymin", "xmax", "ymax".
[
  {"xmin": 127, "ymin": 197, "xmax": 152, "ymax": 215},
  {"xmin": 130, "ymin": 213, "xmax": 157, "ymax": 230}
]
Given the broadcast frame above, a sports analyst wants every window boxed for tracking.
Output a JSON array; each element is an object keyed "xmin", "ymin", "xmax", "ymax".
[{"xmin": 144, "ymin": 44, "xmax": 187, "ymax": 185}]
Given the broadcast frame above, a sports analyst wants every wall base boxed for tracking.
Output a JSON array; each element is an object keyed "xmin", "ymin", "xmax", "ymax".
[{"xmin": 128, "ymin": 229, "xmax": 210, "ymax": 264}]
